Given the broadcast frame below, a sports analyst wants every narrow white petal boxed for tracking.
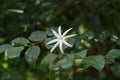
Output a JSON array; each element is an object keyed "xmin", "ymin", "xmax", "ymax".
[
  {"xmin": 58, "ymin": 26, "xmax": 62, "ymax": 35},
  {"xmin": 64, "ymin": 34, "xmax": 76, "ymax": 39},
  {"xmin": 47, "ymin": 39, "xmax": 58, "ymax": 45},
  {"xmin": 59, "ymin": 42, "xmax": 64, "ymax": 53},
  {"xmin": 51, "ymin": 29, "xmax": 59, "ymax": 37},
  {"xmin": 62, "ymin": 28, "xmax": 72, "ymax": 37},
  {"xmin": 9, "ymin": 9, "xmax": 24, "ymax": 13},
  {"xmin": 63, "ymin": 40, "xmax": 72, "ymax": 47},
  {"xmin": 50, "ymin": 42, "xmax": 59, "ymax": 52}
]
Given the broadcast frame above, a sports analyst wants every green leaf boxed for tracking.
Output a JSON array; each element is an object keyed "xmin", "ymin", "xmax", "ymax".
[
  {"xmin": 28, "ymin": 31, "xmax": 46, "ymax": 42},
  {"xmin": 80, "ymin": 31, "xmax": 94, "ymax": 41},
  {"xmin": 11, "ymin": 37, "xmax": 30, "ymax": 46},
  {"xmin": 74, "ymin": 31, "xmax": 94, "ymax": 46},
  {"xmin": 82, "ymin": 55, "xmax": 105, "ymax": 71},
  {"xmin": 54, "ymin": 55, "xmax": 74, "ymax": 69},
  {"xmin": 105, "ymin": 49, "xmax": 120, "ymax": 64},
  {"xmin": 25, "ymin": 46, "xmax": 40, "ymax": 65},
  {"xmin": 75, "ymin": 49, "xmax": 88, "ymax": 58},
  {"xmin": 110, "ymin": 63, "xmax": 120, "ymax": 77},
  {"xmin": 40, "ymin": 54, "xmax": 58, "ymax": 71},
  {"xmin": 6, "ymin": 46, "xmax": 24, "ymax": 59},
  {"xmin": 0, "ymin": 44, "xmax": 13, "ymax": 53},
  {"xmin": 96, "ymin": 31, "xmax": 110, "ymax": 42},
  {"xmin": 116, "ymin": 39, "xmax": 120, "ymax": 46}
]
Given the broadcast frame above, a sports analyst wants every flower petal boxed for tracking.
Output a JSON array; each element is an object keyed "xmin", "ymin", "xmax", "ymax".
[
  {"xmin": 63, "ymin": 40, "xmax": 72, "ymax": 47},
  {"xmin": 50, "ymin": 42, "xmax": 59, "ymax": 52},
  {"xmin": 59, "ymin": 42, "xmax": 64, "ymax": 53},
  {"xmin": 64, "ymin": 34, "xmax": 76, "ymax": 39},
  {"xmin": 62, "ymin": 28, "xmax": 72, "ymax": 37},
  {"xmin": 58, "ymin": 26, "xmax": 62, "ymax": 35},
  {"xmin": 47, "ymin": 39, "xmax": 58, "ymax": 45},
  {"xmin": 51, "ymin": 29, "xmax": 59, "ymax": 37}
]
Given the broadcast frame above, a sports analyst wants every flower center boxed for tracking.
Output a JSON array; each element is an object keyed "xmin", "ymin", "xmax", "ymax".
[{"xmin": 58, "ymin": 36, "xmax": 63, "ymax": 40}]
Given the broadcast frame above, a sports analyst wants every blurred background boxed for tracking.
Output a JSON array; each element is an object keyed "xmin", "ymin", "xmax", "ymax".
[{"xmin": 0, "ymin": 0, "xmax": 120, "ymax": 80}]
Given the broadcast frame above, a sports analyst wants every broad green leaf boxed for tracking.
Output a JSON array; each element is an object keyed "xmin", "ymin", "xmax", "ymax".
[
  {"xmin": 75, "ymin": 49, "xmax": 88, "ymax": 58},
  {"xmin": 54, "ymin": 55, "xmax": 74, "ymax": 69},
  {"xmin": 6, "ymin": 46, "xmax": 24, "ymax": 59},
  {"xmin": 28, "ymin": 31, "xmax": 46, "ymax": 42},
  {"xmin": 25, "ymin": 46, "xmax": 40, "ymax": 65},
  {"xmin": 110, "ymin": 63, "xmax": 120, "ymax": 77},
  {"xmin": 40, "ymin": 54, "xmax": 58, "ymax": 71},
  {"xmin": 82, "ymin": 55, "xmax": 105, "ymax": 71},
  {"xmin": 0, "ymin": 44, "xmax": 13, "ymax": 53},
  {"xmin": 11, "ymin": 37, "xmax": 30, "ymax": 46},
  {"xmin": 105, "ymin": 49, "xmax": 120, "ymax": 64}
]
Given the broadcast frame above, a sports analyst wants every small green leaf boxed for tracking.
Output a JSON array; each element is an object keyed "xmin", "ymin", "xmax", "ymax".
[
  {"xmin": 54, "ymin": 55, "xmax": 74, "ymax": 69},
  {"xmin": 82, "ymin": 55, "xmax": 105, "ymax": 71},
  {"xmin": 0, "ymin": 44, "xmax": 13, "ymax": 53},
  {"xmin": 28, "ymin": 31, "xmax": 46, "ymax": 42},
  {"xmin": 25, "ymin": 46, "xmax": 40, "ymax": 65},
  {"xmin": 40, "ymin": 54, "xmax": 58, "ymax": 71},
  {"xmin": 6, "ymin": 46, "xmax": 24, "ymax": 59},
  {"xmin": 105, "ymin": 49, "xmax": 120, "ymax": 64},
  {"xmin": 75, "ymin": 49, "xmax": 88, "ymax": 58},
  {"xmin": 11, "ymin": 37, "xmax": 30, "ymax": 46}
]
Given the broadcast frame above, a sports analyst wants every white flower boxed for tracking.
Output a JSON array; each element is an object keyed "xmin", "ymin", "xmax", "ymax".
[{"xmin": 47, "ymin": 26, "xmax": 76, "ymax": 53}]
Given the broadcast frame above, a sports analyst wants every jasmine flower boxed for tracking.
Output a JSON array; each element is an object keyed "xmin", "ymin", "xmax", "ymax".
[{"xmin": 47, "ymin": 26, "xmax": 76, "ymax": 53}]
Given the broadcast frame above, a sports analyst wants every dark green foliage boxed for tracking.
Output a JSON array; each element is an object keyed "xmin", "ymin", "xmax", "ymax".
[{"xmin": 0, "ymin": 0, "xmax": 120, "ymax": 80}]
